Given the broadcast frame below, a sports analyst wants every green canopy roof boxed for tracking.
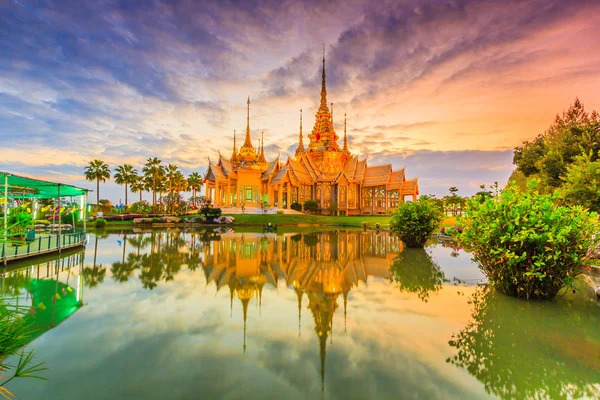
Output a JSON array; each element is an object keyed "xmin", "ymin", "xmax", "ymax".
[{"xmin": 0, "ymin": 171, "xmax": 88, "ymax": 199}]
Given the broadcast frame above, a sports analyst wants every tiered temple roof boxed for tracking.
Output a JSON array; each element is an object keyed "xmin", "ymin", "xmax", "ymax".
[{"xmin": 203, "ymin": 50, "xmax": 419, "ymax": 211}]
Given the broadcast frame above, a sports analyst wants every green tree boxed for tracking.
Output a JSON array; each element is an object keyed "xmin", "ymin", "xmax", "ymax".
[
  {"xmin": 84, "ymin": 159, "xmax": 111, "ymax": 207},
  {"xmin": 456, "ymin": 180, "xmax": 600, "ymax": 299},
  {"xmin": 513, "ymin": 98, "xmax": 600, "ymax": 190},
  {"xmin": 142, "ymin": 157, "xmax": 165, "ymax": 206},
  {"xmin": 187, "ymin": 172, "xmax": 202, "ymax": 208},
  {"xmin": 389, "ymin": 197, "xmax": 443, "ymax": 248},
  {"xmin": 558, "ymin": 152, "xmax": 600, "ymax": 212},
  {"xmin": 113, "ymin": 164, "xmax": 138, "ymax": 206},
  {"xmin": 130, "ymin": 175, "xmax": 145, "ymax": 203}
]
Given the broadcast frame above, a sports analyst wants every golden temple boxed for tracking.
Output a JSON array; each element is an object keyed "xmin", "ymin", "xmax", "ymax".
[{"xmin": 203, "ymin": 52, "xmax": 419, "ymax": 214}]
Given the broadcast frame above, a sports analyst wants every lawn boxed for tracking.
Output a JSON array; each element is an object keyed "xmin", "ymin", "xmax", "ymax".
[{"xmin": 223, "ymin": 213, "xmax": 392, "ymax": 227}]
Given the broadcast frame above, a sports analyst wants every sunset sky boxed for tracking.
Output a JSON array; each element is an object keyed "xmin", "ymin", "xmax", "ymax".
[{"xmin": 1, "ymin": 0, "xmax": 600, "ymax": 200}]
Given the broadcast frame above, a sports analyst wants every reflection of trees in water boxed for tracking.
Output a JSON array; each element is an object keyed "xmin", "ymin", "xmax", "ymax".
[
  {"xmin": 389, "ymin": 248, "xmax": 447, "ymax": 302},
  {"xmin": 448, "ymin": 286, "xmax": 600, "ymax": 400},
  {"xmin": 82, "ymin": 235, "xmax": 106, "ymax": 288}
]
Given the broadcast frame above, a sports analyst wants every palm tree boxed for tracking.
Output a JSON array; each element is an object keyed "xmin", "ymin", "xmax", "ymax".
[
  {"xmin": 142, "ymin": 157, "xmax": 164, "ymax": 206},
  {"xmin": 130, "ymin": 175, "xmax": 145, "ymax": 203},
  {"xmin": 188, "ymin": 172, "xmax": 202, "ymax": 208},
  {"xmin": 84, "ymin": 159, "xmax": 111, "ymax": 207},
  {"xmin": 113, "ymin": 164, "xmax": 138, "ymax": 206},
  {"xmin": 165, "ymin": 163, "xmax": 180, "ymax": 193}
]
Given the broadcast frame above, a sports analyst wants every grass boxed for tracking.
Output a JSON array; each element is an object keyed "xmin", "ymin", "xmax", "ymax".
[{"xmin": 78, "ymin": 213, "xmax": 393, "ymax": 228}]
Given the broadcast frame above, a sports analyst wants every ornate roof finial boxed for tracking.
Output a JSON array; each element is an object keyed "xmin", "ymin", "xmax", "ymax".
[
  {"xmin": 239, "ymin": 96, "xmax": 257, "ymax": 162},
  {"xmin": 320, "ymin": 45, "xmax": 327, "ymax": 107},
  {"xmin": 295, "ymin": 109, "xmax": 305, "ymax": 158},
  {"xmin": 231, "ymin": 129, "xmax": 239, "ymax": 163},
  {"xmin": 343, "ymin": 113, "xmax": 348, "ymax": 152}
]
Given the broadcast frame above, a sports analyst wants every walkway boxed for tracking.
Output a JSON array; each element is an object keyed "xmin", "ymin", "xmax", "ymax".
[
  {"xmin": 219, "ymin": 207, "xmax": 303, "ymax": 215},
  {"xmin": 1, "ymin": 230, "xmax": 86, "ymax": 264}
]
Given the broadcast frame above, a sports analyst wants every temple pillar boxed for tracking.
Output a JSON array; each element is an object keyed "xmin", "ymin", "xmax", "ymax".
[
  {"xmin": 413, "ymin": 193, "xmax": 417, "ymax": 202},
  {"xmin": 214, "ymin": 181, "xmax": 220, "ymax": 206},
  {"xmin": 384, "ymin": 187, "xmax": 388, "ymax": 212},
  {"xmin": 268, "ymin": 184, "xmax": 274, "ymax": 207},
  {"xmin": 226, "ymin": 184, "xmax": 231, "ymax": 206},
  {"xmin": 286, "ymin": 184, "xmax": 291, "ymax": 209},
  {"xmin": 235, "ymin": 182, "xmax": 239, "ymax": 207},
  {"xmin": 320, "ymin": 184, "xmax": 324, "ymax": 210},
  {"xmin": 277, "ymin": 184, "xmax": 283, "ymax": 208}
]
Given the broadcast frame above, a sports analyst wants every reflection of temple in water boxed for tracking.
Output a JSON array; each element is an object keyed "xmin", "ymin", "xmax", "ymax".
[{"xmin": 201, "ymin": 230, "xmax": 402, "ymax": 391}]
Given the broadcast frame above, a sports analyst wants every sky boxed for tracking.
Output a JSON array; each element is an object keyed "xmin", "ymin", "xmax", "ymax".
[{"xmin": 1, "ymin": 0, "xmax": 600, "ymax": 201}]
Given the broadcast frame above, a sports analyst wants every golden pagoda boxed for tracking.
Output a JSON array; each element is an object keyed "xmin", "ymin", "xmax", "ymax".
[{"xmin": 203, "ymin": 51, "xmax": 419, "ymax": 213}]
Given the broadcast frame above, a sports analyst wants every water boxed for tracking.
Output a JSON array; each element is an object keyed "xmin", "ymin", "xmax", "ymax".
[{"xmin": 2, "ymin": 228, "xmax": 599, "ymax": 400}]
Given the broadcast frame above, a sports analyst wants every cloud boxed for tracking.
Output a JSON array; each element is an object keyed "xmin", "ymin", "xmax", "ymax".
[{"xmin": 1, "ymin": 0, "xmax": 599, "ymax": 202}]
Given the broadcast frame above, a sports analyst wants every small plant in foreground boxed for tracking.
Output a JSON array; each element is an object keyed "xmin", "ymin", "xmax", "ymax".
[
  {"xmin": 390, "ymin": 198, "xmax": 443, "ymax": 248},
  {"xmin": 95, "ymin": 218, "xmax": 107, "ymax": 228},
  {"xmin": 456, "ymin": 180, "xmax": 600, "ymax": 299}
]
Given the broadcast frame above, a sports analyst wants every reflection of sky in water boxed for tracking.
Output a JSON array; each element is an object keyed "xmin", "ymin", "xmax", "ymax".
[{"xmin": 3, "ymin": 230, "xmax": 599, "ymax": 400}]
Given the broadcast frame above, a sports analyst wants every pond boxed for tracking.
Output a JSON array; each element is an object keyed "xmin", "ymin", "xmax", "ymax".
[{"xmin": 2, "ymin": 228, "xmax": 599, "ymax": 399}]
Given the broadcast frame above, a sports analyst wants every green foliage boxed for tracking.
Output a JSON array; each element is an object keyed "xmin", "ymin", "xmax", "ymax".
[
  {"xmin": 128, "ymin": 201, "xmax": 152, "ymax": 215},
  {"xmin": 1, "ymin": 298, "xmax": 47, "ymax": 397},
  {"xmin": 276, "ymin": 210, "xmax": 284, "ymax": 215},
  {"xmin": 513, "ymin": 98, "xmax": 600, "ymax": 190},
  {"xmin": 151, "ymin": 217, "xmax": 163, "ymax": 223},
  {"xmin": 95, "ymin": 218, "xmax": 107, "ymax": 228},
  {"xmin": 97, "ymin": 199, "xmax": 112, "ymax": 214},
  {"xmin": 290, "ymin": 202, "xmax": 302, "ymax": 212},
  {"xmin": 557, "ymin": 152, "xmax": 600, "ymax": 212},
  {"xmin": 456, "ymin": 181, "xmax": 600, "ymax": 299},
  {"xmin": 34, "ymin": 219, "xmax": 50, "ymax": 225},
  {"xmin": 303, "ymin": 200, "xmax": 319, "ymax": 213},
  {"xmin": 389, "ymin": 198, "xmax": 443, "ymax": 248},
  {"xmin": 389, "ymin": 248, "xmax": 447, "ymax": 302},
  {"xmin": 163, "ymin": 192, "xmax": 186, "ymax": 214},
  {"xmin": 327, "ymin": 202, "xmax": 338, "ymax": 214}
]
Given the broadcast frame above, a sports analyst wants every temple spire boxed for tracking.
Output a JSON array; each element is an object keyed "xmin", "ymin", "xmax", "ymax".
[
  {"xmin": 295, "ymin": 109, "xmax": 305, "ymax": 158},
  {"xmin": 343, "ymin": 114, "xmax": 348, "ymax": 152},
  {"xmin": 239, "ymin": 96, "xmax": 257, "ymax": 162},
  {"xmin": 231, "ymin": 130, "xmax": 239, "ymax": 163},
  {"xmin": 320, "ymin": 45, "xmax": 327, "ymax": 107}
]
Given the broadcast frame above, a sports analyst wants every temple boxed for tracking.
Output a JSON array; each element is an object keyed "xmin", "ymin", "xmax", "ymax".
[{"xmin": 203, "ymin": 52, "xmax": 419, "ymax": 214}]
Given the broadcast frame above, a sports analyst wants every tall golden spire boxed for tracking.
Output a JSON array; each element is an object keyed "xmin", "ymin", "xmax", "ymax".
[
  {"xmin": 231, "ymin": 130, "xmax": 239, "ymax": 163},
  {"xmin": 239, "ymin": 96, "xmax": 257, "ymax": 162},
  {"xmin": 295, "ymin": 109, "xmax": 305, "ymax": 158},
  {"xmin": 320, "ymin": 45, "xmax": 327, "ymax": 107},
  {"xmin": 343, "ymin": 113, "xmax": 348, "ymax": 152},
  {"xmin": 258, "ymin": 131, "xmax": 267, "ymax": 164}
]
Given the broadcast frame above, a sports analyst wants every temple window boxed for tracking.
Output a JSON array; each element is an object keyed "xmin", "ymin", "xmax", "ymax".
[
  {"xmin": 362, "ymin": 188, "xmax": 373, "ymax": 208},
  {"xmin": 375, "ymin": 186, "xmax": 386, "ymax": 208}
]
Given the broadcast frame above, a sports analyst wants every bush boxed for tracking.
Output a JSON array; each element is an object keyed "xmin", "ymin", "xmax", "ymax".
[
  {"xmin": 34, "ymin": 219, "xmax": 51, "ymax": 225},
  {"xmin": 95, "ymin": 218, "xmax": 107, "ymax": 228},
  {"xmin": 152, "ymin": 217, "xmax": 163, "ymax": 223},
  {"xmin": 389, "ymin": 198, "xmax": 443, "ymax": 248},
  {"xmin": 457, "ymin": 181, "xmax": 600, "ymax": 299},
  {"xmin": 277, "ymin": 210, "xmax": 284, "ymax": 215},
  {"xmin": 290, "ymin": 202, "xmax": 302, "ymax": 212},
  {"xmin": 129, "ymin": 201, "xmax": 151, "ymax": 215},
  {"xmin": 303, "ymin": 200, "xmax": 319, "ymax": 213}
]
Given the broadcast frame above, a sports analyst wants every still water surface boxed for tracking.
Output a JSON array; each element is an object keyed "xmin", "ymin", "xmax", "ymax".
[{"xmin": 2, "ymin": 228, "xmax": 599, "ymax": 399}]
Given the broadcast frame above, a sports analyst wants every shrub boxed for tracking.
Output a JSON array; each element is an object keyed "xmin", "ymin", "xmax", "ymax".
[
  {"xmin": 152, "ymin": 217, "xmax": 163, "ymax": 223},
  {"xmin": 95, "ymin": 218, "xmax": 107, "ymax": 228},
  {"xmin": 290, "ymin": 202, "xmax": 303, "ymax": 212},
  {"xmin": 457, "ymin": 181, "xmax": 600, "ymax": 299},
  {"xmin": 34, "ymin": 219, "xmax": 51, "ymax": 225},
  {"xmin": 129, "ymin": 201, "xmax": 151, "ymax": 215},
  {"xmin": 277, "ymin": 210, "xmax": 284, "ymax": 215},
  {"xmin": 303, "ymin": 200, "xmax": 319, "ymax": 213},
  {"xmin": 389, "ymin": 198, "xmax": 443, "ymax": 248}
]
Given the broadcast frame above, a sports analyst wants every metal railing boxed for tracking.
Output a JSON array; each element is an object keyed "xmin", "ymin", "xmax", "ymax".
[{"xmin": 1, "ymin": 228, "xmax": 86, "ymax": 262}]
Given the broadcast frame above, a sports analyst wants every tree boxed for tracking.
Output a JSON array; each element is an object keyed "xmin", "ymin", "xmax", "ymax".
[
  {"xmin": 84, "ymin": 159, "xmax": 111, "ymax": 207},
  {"xmin": 130, "ymin": 175, "xmax": 145, "ymax": 203},
  {"xmin": 187, "ymin": 172, "xmax": 202, "ymax": 208},
  {"xmin": 113, "ymin": 164, "xmax": 138, "ymax": 206},
  {"xmin": 513, "ymin": 98, "xmax": 600, "ymax": 191},
  {"xmin": 389, "ymin": 197, "xmax": 443, "ymax": 248},
  {"xmin": 142, "ymin": 157, "xmax": 165, "ymax": 206},
  {"xmin": 558, "ymin": 152, "xmax": 600, "ymax": 212}
]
